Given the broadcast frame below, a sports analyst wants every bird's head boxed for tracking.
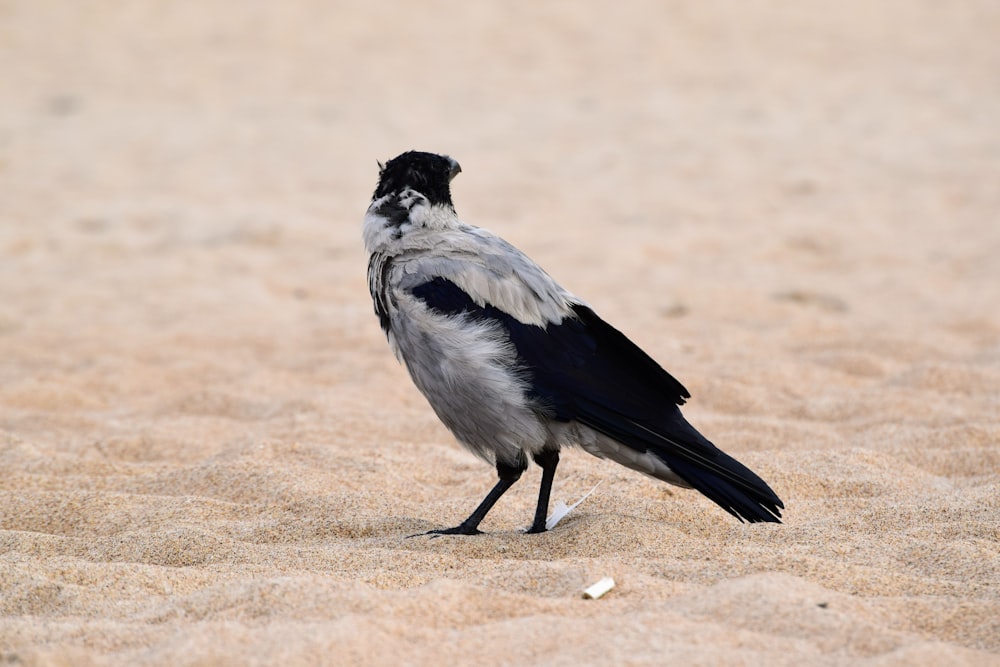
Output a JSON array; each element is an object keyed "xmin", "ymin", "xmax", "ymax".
[{"xmin": 373, "ymin": 151, "xmax": 462, "ymax": 208}]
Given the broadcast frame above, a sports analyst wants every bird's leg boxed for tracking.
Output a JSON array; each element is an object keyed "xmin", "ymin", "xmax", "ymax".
[
  {"xmin": 526, "ymin": 450, "xmax": 560, "ymax": 534},
  {"xmin": 419, "ymin": 454, "xmax": 527, "ymax": 537}
]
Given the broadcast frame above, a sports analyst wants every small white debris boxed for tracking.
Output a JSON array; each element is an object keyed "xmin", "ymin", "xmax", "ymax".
[
  {"xmin": 582, "ymin": 577, "xmax": 616, "ymax": 600},
  {"xmin": 545, "ymin": 482, "xmax": 602, "ymax": 530}
]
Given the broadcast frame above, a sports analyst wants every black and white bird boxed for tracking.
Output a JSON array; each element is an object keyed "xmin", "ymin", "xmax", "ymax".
[{"xmin": 364, "ymin": 151, "xmax": 783, "ymax": 535}]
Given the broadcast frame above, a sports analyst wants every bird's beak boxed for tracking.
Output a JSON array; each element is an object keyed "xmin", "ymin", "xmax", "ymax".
[{"xmin": 447, "ymin": 157, "xmax": 462, "ymax": 182}]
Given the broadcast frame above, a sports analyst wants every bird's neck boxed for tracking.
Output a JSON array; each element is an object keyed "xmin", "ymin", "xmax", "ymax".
[{"xmin": 364, "ymin": 190, "xmax": 460, "ymax": 254}]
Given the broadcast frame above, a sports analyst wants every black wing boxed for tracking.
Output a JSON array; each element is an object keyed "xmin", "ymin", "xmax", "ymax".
[{"xmin": 411, "ymin": 277, "xmax": 784, "ymax": 523}]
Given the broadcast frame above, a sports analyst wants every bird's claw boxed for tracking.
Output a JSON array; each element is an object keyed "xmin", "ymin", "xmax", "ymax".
[{"xmin": 407, "ymin": 524, "xmax": 483, "ymax": 538}]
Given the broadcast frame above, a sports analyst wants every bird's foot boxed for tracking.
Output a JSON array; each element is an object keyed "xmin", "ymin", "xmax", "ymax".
[
  {"xmin": 524, "ymin": 521, "xmax": 548, "ymax": 535},
  {"xmin": 408, "ymin": 523, "xmax": 483, "ymax": 538}
]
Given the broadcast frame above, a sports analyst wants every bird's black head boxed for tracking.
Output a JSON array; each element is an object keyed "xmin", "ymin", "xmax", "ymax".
[{"xmin": 373, "ymin": 151, "xmax": 462, "ymax": 207}]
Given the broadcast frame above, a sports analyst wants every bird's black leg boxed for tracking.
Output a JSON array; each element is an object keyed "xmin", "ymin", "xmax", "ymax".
[
  {"xmin": 526, "ymin": 449, "xmax": 560, "ymax": 534},
  {"xmin": 419, "ymin": 454, "xmax": 527, "ymax": 536}
]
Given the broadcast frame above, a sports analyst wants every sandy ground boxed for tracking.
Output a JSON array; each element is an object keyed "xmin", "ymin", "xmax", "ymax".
[{"xmin": 2, "ymin": 1, "xmax": 999, "ymax": 665}]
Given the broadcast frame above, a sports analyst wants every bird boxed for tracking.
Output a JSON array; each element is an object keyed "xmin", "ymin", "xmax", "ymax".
[{"xmin": 363, "ymin": 150, "xmax": 783, "ymax": 535}]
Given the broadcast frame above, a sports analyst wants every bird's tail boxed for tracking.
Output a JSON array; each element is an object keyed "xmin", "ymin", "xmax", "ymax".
[
  {"xmin": 577, "ymin": 402, "xmax": 784, "ymax": 523},
  {"xmin": 655, "ymin": 446, "xmax": 784, "ymax": 523}
]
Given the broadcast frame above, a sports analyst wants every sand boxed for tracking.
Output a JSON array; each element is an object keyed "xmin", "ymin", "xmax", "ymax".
[{"xmin": 2, "ymin": 1, "xmax": 999, "ymax": 665}]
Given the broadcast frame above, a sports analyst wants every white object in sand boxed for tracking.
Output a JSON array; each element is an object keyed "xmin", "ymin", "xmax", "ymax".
[
  {"xmin": 545, "ymin": 482, "xmax": 602, "ymax": 530},
  {"xmin": 582, "ymin": 577, "xmax": 616, "ymax": 600}
]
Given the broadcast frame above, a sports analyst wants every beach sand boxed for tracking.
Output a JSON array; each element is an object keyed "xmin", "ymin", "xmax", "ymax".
[{"xmin": 1, "ymin": 1, "xmax": 999, "ymax": 664}]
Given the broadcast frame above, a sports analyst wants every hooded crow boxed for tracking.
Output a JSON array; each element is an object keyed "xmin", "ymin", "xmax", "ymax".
[{"xmin": 364, "ymin": 150, "xmax": 783, "ymax": 535}]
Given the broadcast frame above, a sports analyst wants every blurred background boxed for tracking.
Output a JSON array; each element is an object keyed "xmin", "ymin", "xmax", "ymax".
[
  {"xmin": 2, "ymin": 0, "xmax": 999, "ymax": 475},
  {"xmin": 0, "ymin": 0, "xmax": 1000, "ymax": 418},
  {"xmin": 3, "ymin": 1, "xmax": 998, "ymax": 304},
  {"xmin": 3, "ymin": 1, "xmax": 998, "ymax": 309},
  {"xmin": 2, "ymin": 1, "xmax": 998, "ymax": 431}
]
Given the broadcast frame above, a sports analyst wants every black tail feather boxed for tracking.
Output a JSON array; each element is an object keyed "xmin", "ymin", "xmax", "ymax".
[
  {"xmin": 663, "ymin": 454, "xmax": 783, "ymax": 523},
  {"xmin": 577, "ymin": 400, "xmax": 784, "ymax": 524}
]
